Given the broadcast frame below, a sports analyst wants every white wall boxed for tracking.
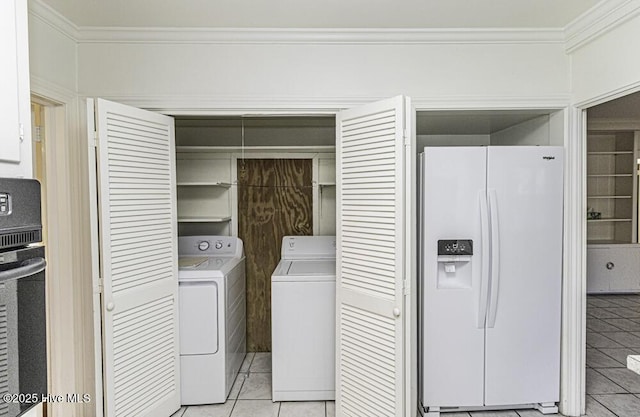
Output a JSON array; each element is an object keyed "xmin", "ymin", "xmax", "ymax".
[
  {"xmin": 417, "ymin": 134, "xmax": 490, "ymax": 148},
  {"xmin": 77, "ymin": 40, "xmax": 571, "ymax": 109},
  {"xmin": 28, "ymin": 6, "xmax": 77, "ymax": 94},
  {"xmin": 571, "ymin": 12, "xmax": 640, "ymax": 106},
  {"xmin": 491, "ymin": 115, "xmax": 550, "ymax": 145}
]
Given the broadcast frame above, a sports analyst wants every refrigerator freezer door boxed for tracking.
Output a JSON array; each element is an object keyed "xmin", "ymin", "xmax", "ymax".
[
  {"xmin": 484, "ymin": 146, "xmax": 563, "ymax": 406},
  {"xmin": 422, "ymin": 147, "xmax": 487, "ymax": 407}
]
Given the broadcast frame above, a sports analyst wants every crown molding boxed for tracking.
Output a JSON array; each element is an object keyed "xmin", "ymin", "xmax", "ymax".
[
  {"xmin": 565, "ymin": 0, "xmax": 640, "ymax": 53},
  {"xmin": 28, "ymin": 0, "xmax": 80, "ymax": 41},
  {"xmin": 27, "ymin": 0, "xmax": 566, "ymax": 46},
  {"xmin": 73, "ymin": 27, "xmax": 565, "ymax": 45},
  {"xmin": 26, "ymin": 0, "xmax": 566, "ymax": 46},
  {"xmin": 27, "ymin": 0, "xmax": 639, "ymax": 51}
]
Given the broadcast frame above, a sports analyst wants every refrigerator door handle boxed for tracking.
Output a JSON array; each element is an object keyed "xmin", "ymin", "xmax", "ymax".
[
  {"xmin": 487, "ymin": 189, "xmax": 500, "ymax": 328},
  {"xmin": 478, "ymin": 190, "xmax": 490, "ymax": 328}
]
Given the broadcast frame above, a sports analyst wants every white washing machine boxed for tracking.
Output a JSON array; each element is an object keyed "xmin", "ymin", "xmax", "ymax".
[
  {"xmin": 271, "ymin": 235, "xmax": 336, "ymax": 402},
  {"xmin": 178, "ymin": 236, "xmax": 246, "ymax": 405}
]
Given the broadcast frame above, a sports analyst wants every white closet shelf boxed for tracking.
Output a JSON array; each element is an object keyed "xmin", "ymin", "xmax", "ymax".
[
  {"xmin": 587, "ymin": 218, "xmax": 633, "ymax": 223},
  {"xmin": 587, "ymin": 174, "xmax": 633, "ymax": 177},
  {"xmin": 587, "ymin": 151, "xmax": 634, "ymax": 155},
  {"xmin": 178, "ymin": 216, "xmax": 232, "ymax": 223},
  {"xmin": 587, "ymin": 195, "xmax": 632, "ymax": 199},
  {"xmin": 587, "ymin": 239, "xmax": 634, "ymax": 245},
  {"xmin": 177, "ymin": 181, "xmax": 231, "ymax": 188}
]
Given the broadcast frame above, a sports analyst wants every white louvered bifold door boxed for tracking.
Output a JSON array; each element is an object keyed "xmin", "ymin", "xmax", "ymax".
[
  {"xmin": 336, "ymin": 96, "xmax": 413, "ymax": 417},
  {"xmin": 93, "ymin": 98, "xmax": 180, "ymax": 417}
]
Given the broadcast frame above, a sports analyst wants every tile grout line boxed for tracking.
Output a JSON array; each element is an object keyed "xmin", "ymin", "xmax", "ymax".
[
  {"xmin": 227, "ymin": 398, "xmax": 238, "ymax": 417},
  {"xmin": 595, "ymin": 347, "xmax": 631, "ymax": 367},
  {"xmin": 589, "ymin": 355, "xmax": 630, "ymax": 394},
  {"xmin": 589, "ymin": 394, "xmax": 622, "ymax": 417}
]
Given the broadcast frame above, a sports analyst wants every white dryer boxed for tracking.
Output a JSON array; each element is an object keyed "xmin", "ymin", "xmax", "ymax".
[
  {"xmin": 178, "ymin": 236, "xmax": 246, "ymax": 405},
  {"xmin": 271, "ymin": 235, "xmax": 336, "ymax": 402}
]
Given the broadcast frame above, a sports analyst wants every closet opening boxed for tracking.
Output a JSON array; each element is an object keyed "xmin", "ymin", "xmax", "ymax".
[
  {"xmin": 173, "ymin": 115, "xmax": 336, "ymax": 354},
  {"xmin": 583, "ymin": 92, "xmax": 640, "ymax": 416}
]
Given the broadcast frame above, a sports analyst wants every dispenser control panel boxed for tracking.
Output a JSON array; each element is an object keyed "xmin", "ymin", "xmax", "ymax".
[
  {"xmin": 0, "ymin": 193, "xmax": 10, "ymax": 216},
  {"xmin": 437, "ymin": 240, "xmax": 473, "ymax": 256}
]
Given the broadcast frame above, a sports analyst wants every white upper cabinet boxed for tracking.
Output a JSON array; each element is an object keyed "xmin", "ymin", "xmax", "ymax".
[
  {"xmin": 0, "ymin": 0, "xmax": 30, "ymax": 171},
  {"xmin": 0, "ymin": 0, "xmax": 22, "ymax": 163}
]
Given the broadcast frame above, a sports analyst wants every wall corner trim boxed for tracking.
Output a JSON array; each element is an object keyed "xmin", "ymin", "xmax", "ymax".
[{"xmin": 565, "ymin": 0, "xmax": 640, "ymax": 53}]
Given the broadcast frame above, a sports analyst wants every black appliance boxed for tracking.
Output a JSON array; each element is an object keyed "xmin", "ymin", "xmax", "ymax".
[{"xmin": 0, "ymin": 178, "xmax": 47, "ymax": 417}]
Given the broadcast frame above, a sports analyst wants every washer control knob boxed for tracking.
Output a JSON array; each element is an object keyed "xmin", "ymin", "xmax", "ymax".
[
  {"xmin": 198, "ymin": 241, "xmax": 210, "ymax": 251},
  {"xmin": 215, "ymin": 241, "xmax": 223, "ymax": 250}
]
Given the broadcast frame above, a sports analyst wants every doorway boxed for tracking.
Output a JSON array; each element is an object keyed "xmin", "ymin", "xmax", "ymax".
[
  {"xmin": 30, "ymin": 95, "xmax": 97, "ymax": 417},
  {"xmin": 173, "ymin": 115, "xmax": 335, "ymax": 352},
  {"xmin": 583, "ymin": 93, "xmax": 640, "ymax": 416}
]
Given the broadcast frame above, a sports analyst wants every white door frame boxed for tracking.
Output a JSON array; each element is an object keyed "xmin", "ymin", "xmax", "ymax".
[
  {"xmin": 31, "ymin": 82, "xmax": 95, "ymax": 417},
  {"xmin": 567, "ymin": 83, "xmax": 640, "ymax": 416}
]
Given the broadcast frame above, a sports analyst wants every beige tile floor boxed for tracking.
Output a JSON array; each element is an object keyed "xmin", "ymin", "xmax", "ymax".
[
  {"xmin": 171, "ymin": 352, "xmax": 335, "ymax": 417},
  {"xmin": 174, "ymin": 294, "xmax": 640, "ymax": 417}
]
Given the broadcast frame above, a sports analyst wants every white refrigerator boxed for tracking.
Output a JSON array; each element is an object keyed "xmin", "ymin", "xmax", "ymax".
[{"xmin": 419, "ymin": 146, "xmax": 563, "ymax": 415}]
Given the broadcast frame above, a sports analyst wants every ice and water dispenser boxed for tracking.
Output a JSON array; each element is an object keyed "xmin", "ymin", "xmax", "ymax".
[{"xmin": 436, "ymin": 239, "xmax": 473, "ymax": 289}]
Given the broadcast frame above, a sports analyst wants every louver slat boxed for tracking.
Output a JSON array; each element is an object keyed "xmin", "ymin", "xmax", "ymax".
[
  {"xmin": 96, "ymin": 99, "xmax": 179, "ymax": 417},
  {"xmin": 337, "ymin": 97, "xmax": 406, "ymax": 417}
]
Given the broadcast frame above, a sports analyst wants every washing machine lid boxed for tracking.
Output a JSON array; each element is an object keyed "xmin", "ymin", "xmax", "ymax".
[
  {"xmin": 272, "ymin": 259, "xmax": 336, "ymax": 282},
  {"xmin": 289, "ymin": 260, "xmax": 336, "ymax": 275}
]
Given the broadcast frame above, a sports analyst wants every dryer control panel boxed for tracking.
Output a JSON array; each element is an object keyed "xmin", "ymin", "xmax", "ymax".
[
  {"xmin": 281, "ymin": 236, "xmax": 336, "ymax": 260},
  {"xmin": 178, "ymin": 236, "xmax": 244, "ymax": 258}
]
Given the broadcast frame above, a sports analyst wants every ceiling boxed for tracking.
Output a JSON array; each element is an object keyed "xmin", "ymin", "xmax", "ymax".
[{"xmin": 40, "ymin": 0, "xmax": 602, "ymax": 29}]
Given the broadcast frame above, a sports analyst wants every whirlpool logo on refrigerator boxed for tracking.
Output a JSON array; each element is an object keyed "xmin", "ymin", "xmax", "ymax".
[{"xmin": 543, "ymin": 156, "xmax": 556, "ymax": 160}]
